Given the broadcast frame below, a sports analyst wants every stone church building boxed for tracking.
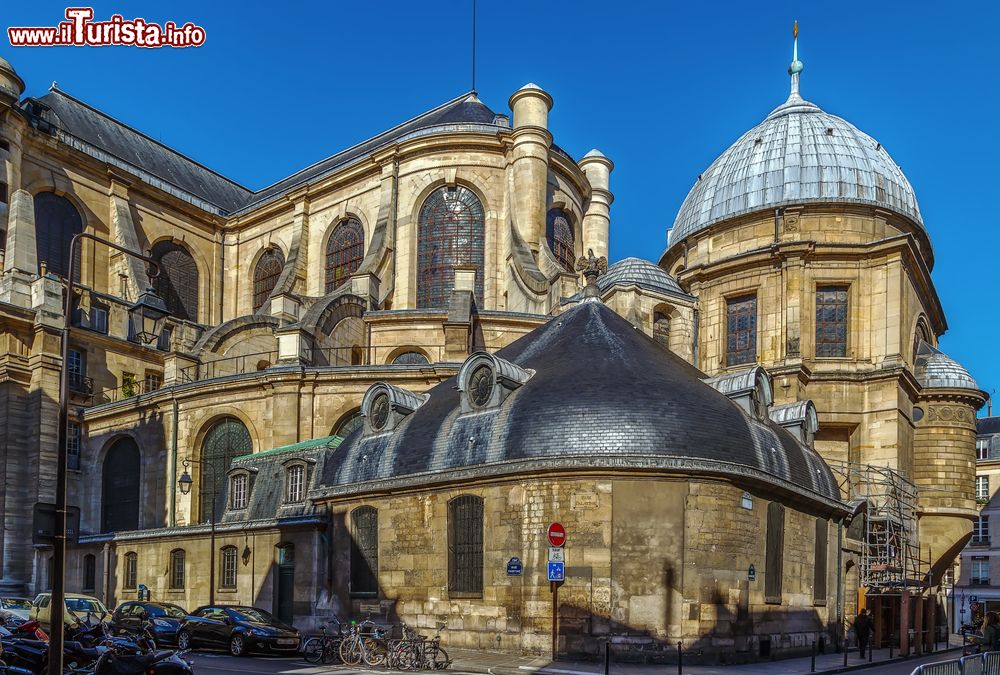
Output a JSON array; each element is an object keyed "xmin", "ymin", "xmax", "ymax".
[{"xmin": 0, "ymin": 29, "xmax": 986, "ymax": 663}]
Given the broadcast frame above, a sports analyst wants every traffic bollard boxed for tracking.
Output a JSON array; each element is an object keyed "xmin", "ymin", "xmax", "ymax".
[
  {"xmin": 810, "ymin": 640, "xmax": 816, "ymax": 672},
  {"xmin": 889, "ymin": 640, "xmax": 893, "ymax": 659},
  {"xmin": 604, "ymin": 641, "xmax": 610, "ymax": 675},
  {"xmin": 868, "ymin": 640, "xmax": 873, "ymax": 663},
  {"xmin": 843, "ymin": 642, "xmax": 848, "ymax": 667},
  {"xmin": 677, "ymin": 641, "xmax": 682, "ymax": 675}
]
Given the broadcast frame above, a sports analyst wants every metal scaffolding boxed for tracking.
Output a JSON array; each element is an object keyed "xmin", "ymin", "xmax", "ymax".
[{"xmin": 829, "ymin": 461, "xmax": 930, "ymax": 592}]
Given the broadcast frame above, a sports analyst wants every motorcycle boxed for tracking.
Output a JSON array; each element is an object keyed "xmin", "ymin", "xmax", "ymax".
[{"xmin": 91, "ymin": 649, "xmax": 193, "ymax": 675}]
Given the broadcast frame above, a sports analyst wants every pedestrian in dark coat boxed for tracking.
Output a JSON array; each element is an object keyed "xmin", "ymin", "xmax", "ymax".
[{"xmin": 854, "ymin": 609, "xmax": 873, "ymax": 658}]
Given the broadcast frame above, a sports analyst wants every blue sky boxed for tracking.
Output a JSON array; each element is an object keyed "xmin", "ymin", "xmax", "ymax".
[{"xmin": 3, "ymin": 1, "xmax": 998, "ymax": 403}]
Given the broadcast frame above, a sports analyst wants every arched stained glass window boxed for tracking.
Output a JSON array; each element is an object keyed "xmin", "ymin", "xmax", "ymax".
[
  {"xmin": 325, "ymin": 218, "xmax": 364, "ymax": 293},
  {"xmin": 350, "ymin": 506, "xmax": 378, "ymax": 596},
  {"xmin": 333, "ymin": 410, "xmax": 363, "ymax": 438},
  {"xmin": 34, "ymin": 192, "xmax": 83, "ymax": 280},
  {"xmin": 392, "ymin": 351, "xmax": 429, "ymax": 365},
  {"xmin": 199, "ymin": 417, "xmax": 252, "ymax": 523},
  {"xmin": 252, "ymin": 247, "xmax": 285, "ymax": 312},
  {"xmin": 151, "ymin": 241, "xmax": 199, "ymax": 322},
  {"xmin": 417, "ymin": 186, "xmax": 484, "ymax": 308},
  {"xmin": 546, "ymin": 208, "xmax": 575, "ymax": 272},
  {"xmin": 102, "ymin": 437, "xmax": 140, "ymax": 533}
]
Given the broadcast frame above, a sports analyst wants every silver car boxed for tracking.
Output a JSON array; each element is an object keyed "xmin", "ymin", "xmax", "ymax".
[
  {"xmin": 0, "ymin": 598, "xmax": 33, "ymax": 621},
  {"xmin": 30, "ymin": 592, "xmax": 109, "ymax": 630}
]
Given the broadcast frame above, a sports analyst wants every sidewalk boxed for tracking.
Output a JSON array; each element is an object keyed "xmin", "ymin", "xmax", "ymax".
[{"xmin": 445, "ymin": 635, "xmax": 966, "ymax": 675}]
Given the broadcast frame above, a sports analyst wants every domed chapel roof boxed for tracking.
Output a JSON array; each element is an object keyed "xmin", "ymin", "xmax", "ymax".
[
  {"xmin": 669, "ymin": 25, "xmax": 923, "ymax": 248},
  {"xmin": 316, "ymin": 299, "xmax": 843, "ymax": 510}
]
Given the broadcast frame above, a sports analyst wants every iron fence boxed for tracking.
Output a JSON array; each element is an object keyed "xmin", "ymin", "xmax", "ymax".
[{"xmin": 912, "ymin": 650, "xmax": 1000, "ymax": 675}]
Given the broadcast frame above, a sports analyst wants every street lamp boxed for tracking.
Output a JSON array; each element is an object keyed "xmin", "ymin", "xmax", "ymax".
[
  {"xmin": 177, "ymin": 458, "xmax": 221, "ymax": 606},
  {"xmin": 49, "ymin": 233, "xmax": 169, "ymax": 675}
]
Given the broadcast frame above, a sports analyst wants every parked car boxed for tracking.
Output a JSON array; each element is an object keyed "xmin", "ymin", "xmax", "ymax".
[
  {"xmin": 176, "ymin": 605, "xmax": 300, "ymax": 656},
  {"xmin": 30, "ymin": 592, "xmax": 110, "ymax": 630},
  {"xmin": 111, "ymin": 601, "xmax": 191, "ymax": 645},
  {"xmin": 0, "ymin": 597, "xmax": 33, "ymax": 621}
]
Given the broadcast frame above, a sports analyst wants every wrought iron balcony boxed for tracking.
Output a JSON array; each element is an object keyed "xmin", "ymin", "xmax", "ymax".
[{"xmin": 970, "ymin": 537, "xmax": 991, "ymax": 547}]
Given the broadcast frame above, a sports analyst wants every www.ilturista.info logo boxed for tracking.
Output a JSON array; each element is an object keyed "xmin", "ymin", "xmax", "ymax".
[{"xmin": 8, "ymin": 7, "xmax": 206, "ymax": 48}]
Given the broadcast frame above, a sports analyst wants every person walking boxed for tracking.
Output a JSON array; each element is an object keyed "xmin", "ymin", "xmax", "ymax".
[
  {"xmin": 854, "ymin": 608, "xmax": 873, "ymax": 659},
  {"xmin": 977, "ymin": 611, "xmax": 1000, "ymax": 652}
]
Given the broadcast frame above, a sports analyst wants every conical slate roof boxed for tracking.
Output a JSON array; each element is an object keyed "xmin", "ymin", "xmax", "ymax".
[
  {"xmin": 598, "ymin": 257, "xmax": 691, "ymax": 298},
  {"xmin": 316, "ymin": 301, "xmax": 842, "ymax": 508},
  {"xmin": 915, "ymin": 342, "xmax": 979, "ymax": 390}
]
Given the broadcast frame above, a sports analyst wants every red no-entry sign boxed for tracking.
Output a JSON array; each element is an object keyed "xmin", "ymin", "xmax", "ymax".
[{"xmin": 547, "ymin": 522, "xmax": 566, "ymax": 547}]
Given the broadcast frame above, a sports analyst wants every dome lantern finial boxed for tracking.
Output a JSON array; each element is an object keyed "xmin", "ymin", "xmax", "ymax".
[{"xmin": 787, "ymin": 20, "xmax": 804, "ymax": 101}]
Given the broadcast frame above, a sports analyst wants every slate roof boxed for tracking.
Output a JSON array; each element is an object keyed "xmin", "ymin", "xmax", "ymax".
[
  {"xmin": 669, "ymin": 80, "xmax": 923, "ymax": 249},
  {"xmin": 978, "ymin": 417, "xmax": 1000, "ymax": 437},
  {"xmin": 597, "ymin": 257, "xmax": 692, "ymax": 299},
  {"xmin": 914, "ymin": 341, "xmax": 980, "ymax": 391},
  {"xmin": 23, "ymin": 89, "xmax": 504, "ymax": 216},
  {"xmin": 26, "ymin": 88, "xmax": 253, "ymax": 213},
  {"xmin": 238, "ymin": 92, "xmax": 500, "ymax": 213},
  {"xmin": 316, "ymin": 300, "xmax": 842, "ymax": 509}
]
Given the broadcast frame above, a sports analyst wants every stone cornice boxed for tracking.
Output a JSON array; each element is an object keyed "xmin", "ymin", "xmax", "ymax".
[{"xmin": 308, "ymin": 455, "xmax": 851, "ymax": 518}]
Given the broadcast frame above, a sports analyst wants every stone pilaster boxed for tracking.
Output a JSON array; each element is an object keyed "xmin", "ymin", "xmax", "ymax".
[{"xmin": 109, "ymin": 179, "xmax": 150, "ymax": 300}]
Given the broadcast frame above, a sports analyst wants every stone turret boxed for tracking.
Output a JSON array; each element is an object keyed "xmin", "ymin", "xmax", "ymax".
[
  {"xmin": 0, "ymin": 57, "xmax": 25, "ymax": 107},
  {"xmin": 912, "ymin": 342, "xmax": 988, "ymax": 581},
  {"xmin": 578, "ymin": 149, "xmax": 614, "ymax": 261},
  {"xmin": 507, "ymin": 83, "xmax": 552, "ymax": 253}
]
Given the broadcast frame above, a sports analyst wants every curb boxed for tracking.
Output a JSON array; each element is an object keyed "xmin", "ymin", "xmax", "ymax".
[{"xmin": 804, "ymin": 644, "xmax": 963, "ymax": 675}]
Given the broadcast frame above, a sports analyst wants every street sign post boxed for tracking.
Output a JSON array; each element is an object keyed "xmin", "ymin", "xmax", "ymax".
[
  {"xmin": 547, "ymin": 562, "xmax": 565, "ymax": 582},
  {"xmin": 547, "ymin": 522, "xmax": 566, "ymax": 547},
  {"xmin": 548, "ymin": 547, "xmax": 565, "ymax": 563},
  {"xmin": 507, "ymin": 557, "xmax": 523, "ymax": 576}
]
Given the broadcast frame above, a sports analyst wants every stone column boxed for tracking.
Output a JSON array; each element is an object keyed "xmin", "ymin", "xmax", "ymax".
[
  {"xmin": 578, "ymin": 150, "xmax": 614, "ymax": 261},
  {"xmin": 507, "ymin": 84, "xmax": 552, "ymax": 254}
]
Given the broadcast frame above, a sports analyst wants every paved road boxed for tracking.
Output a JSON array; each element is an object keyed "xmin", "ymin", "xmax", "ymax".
[{"xmin": 185, "ymin": 649, "xmax": 962, "ymax": 675}]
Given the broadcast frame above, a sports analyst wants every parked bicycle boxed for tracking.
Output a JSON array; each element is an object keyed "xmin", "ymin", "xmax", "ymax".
[{"xmin": 302, "ymin": 617, "xmax": 343, "ymax": 665}]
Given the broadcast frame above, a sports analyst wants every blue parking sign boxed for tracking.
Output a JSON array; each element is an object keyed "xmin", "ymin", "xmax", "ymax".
[{"xmin": 548, "ymin": 561, "xmax": 565, "ymax": 582}]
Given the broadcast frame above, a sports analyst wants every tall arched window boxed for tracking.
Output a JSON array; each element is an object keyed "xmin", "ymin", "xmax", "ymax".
[
  {"xmin": 220, "ymin": 546, "xmax": 238, "ymax": 589},
  {"xmin": 350, "ymin": 506, "xmax": 378, "ymax": 596},
  {"xmin": 392, "ymin": 351, "xmax": 429, "ymax": 365},
  {"xmin": 34, "ymin": 192, "xmax": 83, "ymax": 280},
  {"xmin": 151, "ymin": 241, "xmax": 199, "ymax": 322},
  {"xmin": 546, "ymin": 208, "xmax": 575, "ymax": 272},
  {"xmin": 417, "ymin": 186, "xmax": 485, "ymax": 308},
  {"xmin": 913, "ymin": 317, "xmax": 932, "ymax": 362},
  {"xmin": 447, "ymin": 495, "xmax": 483, "ymax": 597},
  {"xmin": 252, "ymin": 247, "xmax": 285, "ymax": 312},
  {"xmin": 102, "ymin": 437, "xmax": 140, "ymax": 533},
  {"xmin": 123, "ymin": 552, "xmax": 138, "ymax": 590},
  {"xmin": 325, "ymin": 218, "xmax": 364, "ymax": 293},
  {"xmin": 652, "ymin": 310, "xmax": 670, "ymax": 349},
  {"xmin": 170, "ymin": 549, "xmax": 185, "ymax": 589},
  {"xmin": 199, "ymin": 418, "xmax": 253, "ymax": 523}
]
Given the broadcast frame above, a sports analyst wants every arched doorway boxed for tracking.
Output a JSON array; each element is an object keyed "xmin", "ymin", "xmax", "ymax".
[{"xmin": 102, "ymin": 437, "xmax": 141, "ymax": 532}]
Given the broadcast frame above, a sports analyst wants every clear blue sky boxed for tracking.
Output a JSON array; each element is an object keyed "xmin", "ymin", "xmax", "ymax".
[{"xmin": 4, "ymin": 1, "xmax": 998, "ymax": 404}]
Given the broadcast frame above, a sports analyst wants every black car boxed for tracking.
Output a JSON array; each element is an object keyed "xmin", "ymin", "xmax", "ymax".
[
  {"xmin": 111, "ymin": 601, "xmax": 191, "ymax": 645},
  {"xmin": 176, "ymin": 606, "xmax": 299, "ymax": 656}
]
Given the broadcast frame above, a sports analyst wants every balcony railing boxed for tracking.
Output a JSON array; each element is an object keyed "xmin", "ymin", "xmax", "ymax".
[
  {"xmin": 69, "ymin": 375, "xmax": 93, "ymax": 395},
  {"xmin": 971, "ymin": 577, "xmax": 992, "ymax": 586},
  {"xmin": 92, "ymin": 378, "xmax": 164, "ymax": 405},
  {"xmin": 971, "ymin": 537, "xmax": 991, "ymax": 547}
]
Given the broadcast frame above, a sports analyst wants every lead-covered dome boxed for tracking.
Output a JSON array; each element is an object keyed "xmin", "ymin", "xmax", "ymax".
[{"xmin": 669, "ymin": 54, "xmax": 923, "ymax": 248}]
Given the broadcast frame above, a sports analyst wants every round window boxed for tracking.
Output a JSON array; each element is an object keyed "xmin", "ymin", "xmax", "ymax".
[
  {"xmin": 369, "ymin": 393, "xmax": 390, "ymax": 431},
  {"xmin": 469, "ymin": 365, "xmax": 494, "ymax": 408}
]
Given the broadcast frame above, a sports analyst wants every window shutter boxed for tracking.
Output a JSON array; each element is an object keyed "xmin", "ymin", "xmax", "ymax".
[{"xmin": 764, "ymin": 502, "xmax": 784, "ymax": 604}]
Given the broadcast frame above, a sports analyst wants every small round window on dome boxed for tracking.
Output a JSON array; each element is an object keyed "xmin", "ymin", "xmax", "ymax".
[
  {"xmin": 369, "ymin": 393, "xmax": 390, "ymax": 431},
  {"xmin": 469, "ymin": 364, "xmax": 494, "ymax": 408}
]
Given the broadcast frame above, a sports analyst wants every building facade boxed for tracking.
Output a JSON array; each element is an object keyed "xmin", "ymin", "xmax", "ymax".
[
  {"xmin": 952, "ymin": 416, "xmax": 1000, "ymax": 629},
  {"xmin": 0, "ymin": 28, "xmax": 986, "ymax": 663}
]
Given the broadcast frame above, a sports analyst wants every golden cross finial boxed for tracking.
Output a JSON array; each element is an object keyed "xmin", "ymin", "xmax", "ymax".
[{"xmin": 793, "ymin": 20, "xmax": 799, "ymax": 39}]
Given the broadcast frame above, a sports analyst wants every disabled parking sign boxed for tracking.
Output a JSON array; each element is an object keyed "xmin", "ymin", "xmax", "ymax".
[{"xmin": 547, "ymin": 561, "xmax": 565, "ymax": 582}]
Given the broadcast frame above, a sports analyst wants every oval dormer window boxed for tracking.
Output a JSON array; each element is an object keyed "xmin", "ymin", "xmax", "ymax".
[
  {"xmin": 369, "ymin": 393, "xmax": 390, "ymax": 431},
  {"xmin": 469, "ymin": 364, "xmax": 494, "ymax": 408}
]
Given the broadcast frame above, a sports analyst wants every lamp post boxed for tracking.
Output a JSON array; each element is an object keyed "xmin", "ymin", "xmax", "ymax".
[
  {"xmin": 49, "ymin": 233, "xmax": 169, "ymax": 675},
  {"xmin": 178, "ymin": 458, "xmax": 221, "ymax": 606}
]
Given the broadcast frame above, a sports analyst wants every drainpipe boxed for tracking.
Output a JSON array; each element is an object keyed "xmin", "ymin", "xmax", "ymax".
[
  {"xmin": 836, "ymin": 517, "xmax": 844, "ymax": 651},
  {"xmin": 170, "ymin": 396, "xmax": 179, "ymax": 526},
  {"xmin": 692, "ymin": 308, "xmax": 700, "ymax": 369},
  {"xmin": 102, "ymin": 542, "xmax": 112, "ymax": 605},
  {"xmin": 774, "ymin": 208, "xmax": 782, "ymax": 243}
]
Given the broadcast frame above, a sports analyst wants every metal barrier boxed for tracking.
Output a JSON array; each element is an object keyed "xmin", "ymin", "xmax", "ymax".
[{"xmin": 911, "ymin": 651, "xmax": 1000, "ymax": 675}]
